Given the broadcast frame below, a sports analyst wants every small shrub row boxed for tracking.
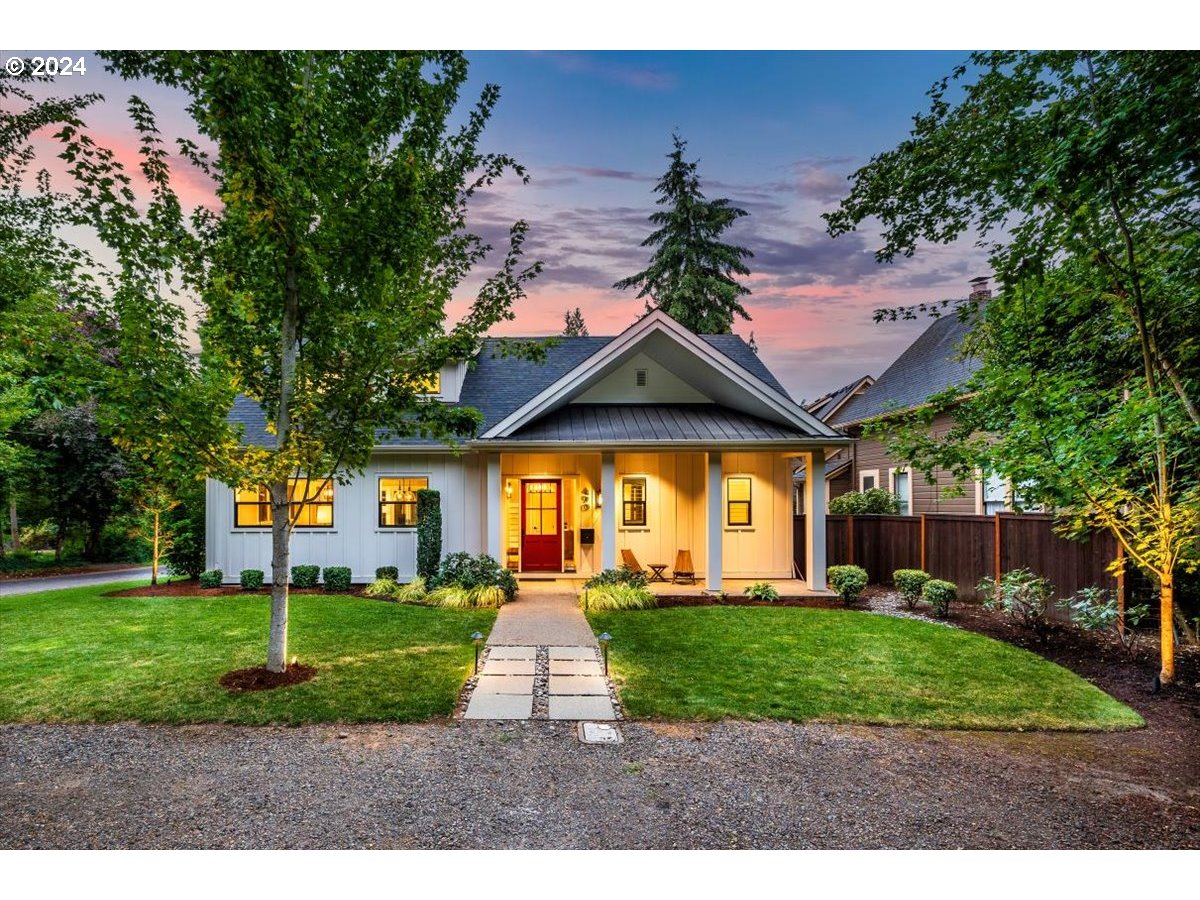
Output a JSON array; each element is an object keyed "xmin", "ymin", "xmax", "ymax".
[
  {"xmin": 432, "ymin": 552, "xmax": 517, "ymax": 602},
  {"xmin": 199, "ymin": 569, "xmax": 223, "ymax": 589},
  {"xmin": 199, "ymin": 565, "xmax": 358, "ymax": 592},
  {"xmin": 291, "ymin": 564, "xmax": 320, "ymax": 588},
  {"xmin": 583, "ymin": 582, "xmax": 657, "ymax": 611},
  {"xmin": 584, "ymin": 566, "xmax": 648, "ymax": 590},
  {"xmin": 828, "ymin": 565, "xmax": 868, "ymax": 605}
]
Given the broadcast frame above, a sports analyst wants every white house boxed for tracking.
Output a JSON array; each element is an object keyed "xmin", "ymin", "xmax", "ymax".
[{"xmin": 205, "ymin": 311, "xmax": 845, "ymax": 591}]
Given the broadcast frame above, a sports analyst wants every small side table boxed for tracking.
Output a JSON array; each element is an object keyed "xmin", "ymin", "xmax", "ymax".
[{"xmin": 647, "ymin": 563, "xmax": 668, "ymax": 583}]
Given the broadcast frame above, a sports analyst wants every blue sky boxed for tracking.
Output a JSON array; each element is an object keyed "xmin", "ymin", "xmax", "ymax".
[{"xmin": 22, "ymin": 50, "xmax": 987, "ymax": 399}]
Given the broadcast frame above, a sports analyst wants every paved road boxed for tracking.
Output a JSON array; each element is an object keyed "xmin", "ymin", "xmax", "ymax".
[{"xmin": 0, "ymin": 567, "xmax": 151, "ymax": 596}]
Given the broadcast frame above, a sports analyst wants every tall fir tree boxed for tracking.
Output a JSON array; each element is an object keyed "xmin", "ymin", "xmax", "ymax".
[
  {"xmin": 615, "ymin": 134, "xmax": 752, "ymax": 333},
  {"xmin": 562, "ymin": 307, "xmax": 588, "ymax": 336}
]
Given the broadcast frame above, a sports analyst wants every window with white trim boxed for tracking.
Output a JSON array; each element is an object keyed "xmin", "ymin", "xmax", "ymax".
[
  {"xmin": 379, "ymin": 476, "xmax": 429, "ymax": 527},
  {"xmin": 890, "ymin": 468, "xmax": 911, "ymax": 516},
  {"xmin": 234, "ymin": 478, "xmax": 334, "ymax": 528},
  {"xmin": 859, "ymin": 469, "xmax": 879, "ymax": 492},
  {"xmin": 983, "ymin": 471, "xmax": 1008, "ymax": 515}
]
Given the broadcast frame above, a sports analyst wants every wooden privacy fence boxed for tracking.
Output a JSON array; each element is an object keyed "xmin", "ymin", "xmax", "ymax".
[{"xmin": 794, "ymin": 513, "xmax": 1123, "ymax": 613}]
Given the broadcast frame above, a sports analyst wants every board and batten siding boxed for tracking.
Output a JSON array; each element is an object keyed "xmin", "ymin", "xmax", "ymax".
[
  {"xmin": 613, "ymin": 451, "xmax": 707, "ymax": 577},
  {"xmin": 205, "ymin": 450, "xmax": 483, "ymax": 584},
  {"xmin": 853, "ymin": 410, "xmax": 978, "ymax": 515},
  {"xmin": 719, "ymin": 451, "xmax": 794, "ymax": 578}
]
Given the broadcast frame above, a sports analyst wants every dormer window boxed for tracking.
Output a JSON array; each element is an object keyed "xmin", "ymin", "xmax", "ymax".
[{"xmin": 635, "ymin": 368, "xmax": 647, "ymax": 387}]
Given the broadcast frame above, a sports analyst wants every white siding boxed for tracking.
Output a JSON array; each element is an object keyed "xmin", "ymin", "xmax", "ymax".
[{"xmin": 205, "ymin": 450, "xmax": 481, "ymax": 584}]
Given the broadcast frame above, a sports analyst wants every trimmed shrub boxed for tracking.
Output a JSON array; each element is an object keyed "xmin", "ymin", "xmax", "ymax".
[
  {"xmin": 893, "ymin": 569, "xmax": 931, "ymax": 609},
  {"xmin": 584, "ymin": 582, "xmax": 657, "ymax": 611},
  {"xmin": 1059, "ymin": 586, "xmax": 1150, "ymax": 656},
  {"xmin": 828, "ymin": 488, "xmax": 901, "ymax": 516},
  {"xmin": 828, "ymin": 564, "xmax": 869, "ymax": 605},
  {"xmin": 978, "ymin": 568, "xmax": 1054, "ymax": 637},
  {"xmin": 199, "ymin": 569, "xmax": 223, "ymax": 589},
  {"xmin": 375, "ymin": 566, "xmax": 399, "ymax": 581},
  {"xmin": 416, "ymin": 489, "xmax": 442, "ymax": 581},
  {"xmin": 322, "ymin": 566, "xmax": 353, "ymax": 593},
  {"xmin": 239, "ymin": 568, "xmax": 265, "ymax": 590},
  {"xmin": 744, "ymin": 581, "xmax": 780, "ymax": 602},
  {"xmin": 584, "ymin": 565, "xmax": 648, "ymax": 590},
  {"xmin": 291, "ymin": 564, "xmax": 320, "ymax": 589},
  {"xmin": 923, "ymin": 579, "xmax": 957, "ymax": 618},
  {"xmin": 364, "ymin": 577, "xmax": 401, "ymax": 599},
  {"xmin": 433, "ymin": 552, "xmax": 517, "ymax": 602}
]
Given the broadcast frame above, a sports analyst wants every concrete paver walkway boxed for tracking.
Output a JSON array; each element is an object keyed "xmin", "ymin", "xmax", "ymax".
[{"xmin": 463, "ymin": 583, "xmax": 617, "ymax": 722}]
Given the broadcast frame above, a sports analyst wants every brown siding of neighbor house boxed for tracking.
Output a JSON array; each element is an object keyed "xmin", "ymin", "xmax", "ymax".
[{"xmin": 852, "ymin": 411, "xmax": 978, "ymax": 515}]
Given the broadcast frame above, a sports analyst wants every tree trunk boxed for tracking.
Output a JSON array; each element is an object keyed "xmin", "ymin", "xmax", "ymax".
[
  {"xmin": 150, "ymin": 509, "xmax": 159, "ymax": 586},
  {"xmin": 9, "ymin": 497, "xmax": 18, "ymax": 551},
  {"xmin": 1159, "ymin": 572, "xmax": 1175, "ymax": 684},
  {"xmin": 266, "ymin": 482, "xmax": 292, "ymax": 673}
]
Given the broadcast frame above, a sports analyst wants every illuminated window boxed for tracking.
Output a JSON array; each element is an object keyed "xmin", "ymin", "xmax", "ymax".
[
  {"xmin": 410, "ymin": 372, "xmax": 441, "ymax": 395},
  {"xmin": 622, "ymin": 476, "xmax": 647, "ymax": 526},
  {"xmin": 726, "ymin": 476, "xmax": 752, "ymax": 526},
  {"xmin": 234, "ymin": 478, "xmax": 334, "ymax": 528},
  {"xmin": 379, "ymin": 476, "xmax": 429, "ymax": 528}
]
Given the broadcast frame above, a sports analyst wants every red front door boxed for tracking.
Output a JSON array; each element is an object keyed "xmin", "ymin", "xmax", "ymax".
[{"xmin": 521, "ymin": 479, "xmax": 561, "ymax": 572}]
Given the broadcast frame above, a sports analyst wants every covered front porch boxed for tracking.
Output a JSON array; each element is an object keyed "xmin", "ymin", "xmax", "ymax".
[{"xmin": 481, "ymin": 447, "xmax": 830, "ymax": 592}]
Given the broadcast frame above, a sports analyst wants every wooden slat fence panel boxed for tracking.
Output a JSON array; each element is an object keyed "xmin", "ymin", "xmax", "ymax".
[{"xmin": 852, "ymin": 515, "xmax": 920, "ymax": 584}]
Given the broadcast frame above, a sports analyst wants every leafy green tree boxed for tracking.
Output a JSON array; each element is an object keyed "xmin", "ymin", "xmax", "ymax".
[
  {"xmin": 826, "ymin": 51, "xmax": 1200, "ymax": 683},
  {"xmin": 615, "ymin": 133, "xmax": 752, "ymax": 333},
  {"xmin": 562, "ymin": 307, "xmax": 589, "ymax": 336},
  {"xmin": 90, "ymin": 52, "xmax": 539, "ymax": 673}
]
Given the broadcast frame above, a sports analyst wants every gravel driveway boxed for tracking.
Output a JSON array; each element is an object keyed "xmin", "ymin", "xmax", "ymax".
[{"xmin": 3, "ymin": 718, "xmax": 1196, "ymax": 849}]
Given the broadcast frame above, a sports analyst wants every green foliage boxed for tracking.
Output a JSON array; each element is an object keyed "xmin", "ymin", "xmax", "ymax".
[
  {"xmin": 743, "ymin": 581, "xmax": 780, "ymax": 602},
  {"xmin": 615, "ymin": 133, "xmax": 752, "ymax": 333},
  {"xmin": 583, "ymin": 583, "xmax": 657, "ymax": 611},
  {"xmin": 163, "ymin": 483, "xmax": 205, "ymax": 579},
  {"xmin": 199, "ymin": 569, "xmax": 223, "ymax": 589},
  {"xmin": 1059, "ymin": 587, "xmax": 1151, "ymax": 656},
  {"xmin": 394, "ymin": 576, "xmax": 428, "ymax": 605},
  {"xmin": 239, "ymin": 569, "xmax": 264, "ymax": 590},
  {"xmin": 825, "ymin": 51, "xmax": 1200, "ymax": 680},
  {"xmin": 364, "ymin": 577, "xmax": 400, "ymax": 599},
  {"xmin": 827, "ymin": 565, "xmax": 869, "ymax": 605},
  {"xmin": 322, "ymin": 566, "xmax": 352, "ymax": 594},
  {"xmin": 562, "ymin": 307, "xmax": 588, "ymax": 336},
  {"xmin": 375, "ymin": 566, "xmax": 399, "ymax": 582},
  {"xmin": 828, "ymin": 488, "xmax": 901, "ymax": 516},
  {"xmin": 433, "ymin": 552, "xmax": 517, "ymax": 602},
  {"xmin": 978, "ymin": 568, "xmax": 1055, "ymax": 637},
  {"xmin": 893, "ymin": 569, "xmax": 931, "ymax": 609},
  {"xmin": 416, "ymin": 489, "xmax": 442, "ymax": 582},
  {"xmin": 922, "ymin": 579, "xmax": 957, "ymax": 618},
  {"xmin": 584, "ymin": 566, "xmax": 649, "ymax": 590},
  {"xmin": 291, "ymin": 565, "xmax": 320, "ymax": 589}
]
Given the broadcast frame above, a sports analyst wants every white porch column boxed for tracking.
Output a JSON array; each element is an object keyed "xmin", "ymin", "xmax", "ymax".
[
  {"xmin": 485, "ymin": 453, "xmax": 502, "ymax": 560},
  {"xmin": 600, "ymin": 451, "xmax": 616, "ymax": 570},
  {"xmin": 805, "ymin": 449, "xmax": 827, "ymax": 591},
  {"xmin": 706, "ymin": 451, "xmax": 722, "ymax": 592}
]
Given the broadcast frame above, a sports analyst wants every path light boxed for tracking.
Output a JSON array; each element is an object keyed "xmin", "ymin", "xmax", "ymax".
[
  {"xmin": 598, "ymin": 632, "xmax": 611, "ymax": 675},
  {"xmin": 583, "ymin": 588, "xmax": 589, "ymax": 611},
  {"xmin": 470, "ymin": 631, "xmax": 483, "ymax": 675}
]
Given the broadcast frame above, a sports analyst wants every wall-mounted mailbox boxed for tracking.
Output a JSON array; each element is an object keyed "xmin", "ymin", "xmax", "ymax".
[{"xmin": 579, "ymin": 528, "xmax": 595, "ymax": 546}]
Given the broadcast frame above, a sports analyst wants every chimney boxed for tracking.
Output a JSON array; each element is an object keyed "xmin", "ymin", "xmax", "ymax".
[{"xmin": 968, "ymin": 276, "xmax": 992, "ymax": 300}]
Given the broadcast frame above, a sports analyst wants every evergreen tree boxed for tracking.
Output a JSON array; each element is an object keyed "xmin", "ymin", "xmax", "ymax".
[
  {"xmin": 562, "ymin": 307, "xmax": 588, "ymax": 336},
  {"xmin": 615, "ymin": 133, "xmax": 752, "ymax": 333}
]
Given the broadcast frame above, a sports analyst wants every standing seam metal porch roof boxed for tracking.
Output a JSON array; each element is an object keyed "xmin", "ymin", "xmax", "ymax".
[{"xmin": 503, "ymin": 403, "xmax": 816, "ymax": 443}]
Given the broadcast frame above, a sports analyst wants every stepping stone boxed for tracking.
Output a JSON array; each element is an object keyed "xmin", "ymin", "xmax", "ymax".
[
  {"xmin": 464, "ymin": 693, "xmax": 533, "ymax": 720},
  {"xmin": 486, "ymin": 646, "xmax": 536, "ymax": 660},
  {"xmin": 548, "ymin": 646, "xmax": 597, "ymax": 660},
  {"xmin": 549, "ymin": 695, "xmax": 616, "ymax": 721},
  {"xmin": 480, "ymin": 659, "xmax": 535, "ymax": 675},
  {"xmin": 548, "ymin": 675, "xmax": 610, "ymax": 696},
  {"xmin": 473, "ymin": 675, "xmax": 535, "ymax": 695},
  {"xmin": 549, "ymin": 659, "xmax": 603, "ymax": 676}
]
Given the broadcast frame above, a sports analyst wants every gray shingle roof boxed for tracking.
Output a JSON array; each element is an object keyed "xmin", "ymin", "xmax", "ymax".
[
  {"xmin": 506, "ymin": 403, "xmax": 812, "ymax": 443},
  {"xmin": 829, "ymin": 313, "xmax": 979, "ymax": 425},
  {"xmin": 229, "ymin": 331, "xmax": 791, "ymax": 447},
  {"xmin": 805, "ymin": 375, "xmax": 873, "ymax": 421}
]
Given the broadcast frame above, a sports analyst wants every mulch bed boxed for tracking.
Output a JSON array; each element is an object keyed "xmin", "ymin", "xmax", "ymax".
[
  {"xmin": 218, "ymin": 663, "xmax": 318, "ymax": 693},
  {"xmin": 655, "ymin": 595, "xmax": 843, "ymax": 609},
  {"xmin": 105, "ymin": 581, "xmax": 368, "ymax": 598}
]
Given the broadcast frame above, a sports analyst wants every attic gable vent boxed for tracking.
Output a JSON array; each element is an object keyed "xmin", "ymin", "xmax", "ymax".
[{"xmin": 635, "ymin": 368, "xmax": 648, "ymax": 387}]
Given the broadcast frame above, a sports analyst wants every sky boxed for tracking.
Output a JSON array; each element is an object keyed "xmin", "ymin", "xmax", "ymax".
[{"xmin": 20, "ymin": 50, "xmax": 987, "ymax": 401}]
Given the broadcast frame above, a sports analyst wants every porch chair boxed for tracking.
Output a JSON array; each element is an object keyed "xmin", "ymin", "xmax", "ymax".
[
  {"xmin": 672, "ymin": 549, "xmax": 696, "ymax": 585},
  {"xmin": 621, "ymin": 548, "xmax": 646, "ymax": 575}
]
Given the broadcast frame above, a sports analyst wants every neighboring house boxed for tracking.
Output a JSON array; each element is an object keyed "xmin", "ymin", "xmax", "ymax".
[
  {"xmin": 205, "ymin": 311, "xmax": 848, "ymax": 591},
  {"xmin": 821, "ymin": 277, "xmax": 1024, "ymax": 516},
  {"xmin": 793, "ymin": 375, "xmax": 874, "ymax": 513}
]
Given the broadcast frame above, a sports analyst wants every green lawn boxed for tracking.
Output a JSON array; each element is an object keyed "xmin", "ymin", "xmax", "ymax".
[
  {"xmin": 587, "ymin": 607, "xmax": 1143, "ymax": 731},
  {"xmin": 0, "ymin": 582, "xmax": 495, "ymax": 724}
]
